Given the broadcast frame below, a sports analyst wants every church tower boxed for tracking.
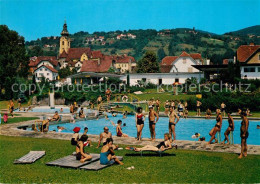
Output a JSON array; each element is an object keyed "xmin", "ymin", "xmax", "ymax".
[{"xmin": 59, "ymin": 20, "xmax": 71, "ymax": 54}]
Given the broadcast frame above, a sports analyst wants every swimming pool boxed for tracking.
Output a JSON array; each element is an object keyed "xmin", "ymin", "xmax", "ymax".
[{"xmin": 49, "ymin": 114, "xmax": 260, "ymax": 145}]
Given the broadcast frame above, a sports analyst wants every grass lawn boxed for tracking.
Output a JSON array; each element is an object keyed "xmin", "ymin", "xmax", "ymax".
[
  {"xmin": 0, "ymin": 135, "xmax": 259, "ymax": 183},
  {"xmin": 0, "ymin": 117, "xmax": 39, "ymax": 125}
]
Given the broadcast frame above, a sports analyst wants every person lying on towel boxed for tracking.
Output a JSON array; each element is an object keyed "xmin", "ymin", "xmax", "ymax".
[{"xmin": 126, "ymin": 133, "xmax": 177, "ymax": 151}]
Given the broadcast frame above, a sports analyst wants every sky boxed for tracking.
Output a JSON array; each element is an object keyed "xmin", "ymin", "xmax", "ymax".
[{"xmin": 0, "ymin": 0, "xmax": 259, "ymax": 41}]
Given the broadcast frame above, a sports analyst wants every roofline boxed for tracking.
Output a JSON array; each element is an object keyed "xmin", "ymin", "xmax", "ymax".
[
  {"xmin": 243, "ymin": 47, "xmax": 260, "ymax": 63},
  {"xmin": 34, "ymin": 65, "xmax": 58, "ymax": 73},
  {"xmin": 67, "ymin": 72, "xmax": 123, "ymax": 78}
]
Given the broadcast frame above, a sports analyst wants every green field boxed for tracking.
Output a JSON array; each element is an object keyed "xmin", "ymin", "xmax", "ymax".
[
  {"xmin": 0, "ymin": 135, "xmax": 259, "ymax": 183},
  {"xmin": 0, "ymin": 116, "xmax": 39, "ymax": 125}
]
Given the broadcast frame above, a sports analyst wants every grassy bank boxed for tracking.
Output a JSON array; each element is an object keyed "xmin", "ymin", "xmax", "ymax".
[
  {"xmin": 0, "ymin": 117, "xmax": 39, "ymax": 125},
  {"xmin": 0, "ymin": 135, "xmax": 259, "ymax": 183}
]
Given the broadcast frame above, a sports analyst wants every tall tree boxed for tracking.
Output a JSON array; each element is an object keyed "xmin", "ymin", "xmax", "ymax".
[
  {"xmin": 137, "ymin": 51, "xmax": 160, "ymax": 73},
  {"xmin": 0, "ymin": 25, "xmax": 29, "ymax": 99},
  {"xmin": 157, "ymin": 48, "xmax": 166, "ymax": 62}
]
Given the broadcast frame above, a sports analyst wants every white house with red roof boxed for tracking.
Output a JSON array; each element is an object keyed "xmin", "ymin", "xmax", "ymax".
[
  {"xmin": 34, "ymin": 65, "xmax": 58, "ymax": 82},
  {"xmin": 160, "ymin": 51, "xmax": 203, "ymax": 73},
  {"xmin": 28, "ymin": 56, "xmax": 59, "ymax": 74},
  {"xmin": 237, "ymin": 43, "xmax": 260, "ymax": 79}
]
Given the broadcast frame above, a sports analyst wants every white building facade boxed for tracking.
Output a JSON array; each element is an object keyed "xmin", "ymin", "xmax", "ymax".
[{"xmin": 34, "ymin": 65, "xmax": 58, "ymax": 82}]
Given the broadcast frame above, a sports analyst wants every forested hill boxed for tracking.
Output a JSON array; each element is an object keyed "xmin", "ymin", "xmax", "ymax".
[{"xmin": 25, "ymin": 26, "xmax": 260, "ymax": 64}]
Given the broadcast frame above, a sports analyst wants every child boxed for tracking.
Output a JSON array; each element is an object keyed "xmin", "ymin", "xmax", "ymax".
[
  {"xmin": 3, "ymin": 113, "xmax": 8, "ymax": 123},
  {"xmin": 71, "ymin": 127, "xmax": 80, "ymax": 145}
]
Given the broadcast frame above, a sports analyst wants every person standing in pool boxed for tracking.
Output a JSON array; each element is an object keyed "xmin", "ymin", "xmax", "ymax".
[
  {"xmin": 148, "ymin": 106, "xmax": 159, "ymax": 141},
  {"xmin": 208, "ymin": 109, "xmax": 222, "ymax": 144},
  {"xmin": 136, "ymin": 107, "xmax": 145, "ymax": 141},
  {"xmin": 238, "ymin": 109, "xmax": 249, "ymax": 159},
  {"xmin": 221, "ymin": 112, "xmax": 234, "ymax": 144},
  {"xmin": 168, "ymin": 106, "xmax": 179, "ymax": 142},
  {"xmin": 116, "ymin": 120, "xmax": 128, "ymax": 137}
]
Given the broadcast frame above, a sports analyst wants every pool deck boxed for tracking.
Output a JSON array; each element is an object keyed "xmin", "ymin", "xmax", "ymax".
[{"xmin": 1, "ymin": 116, "xmax": 260, "ymax": 156}]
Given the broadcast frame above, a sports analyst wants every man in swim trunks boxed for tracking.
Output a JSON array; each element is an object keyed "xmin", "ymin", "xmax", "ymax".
[
  {"xmin": 168, "ymin": 106, "xmax": 179, "ymax": 142},
  {"xmin": 196, "ymin": 100, "xmax": 202, "ymax": 116},
  {"xmin": 148, "ymin": 106, "xmax": 159, "ymax": 141},
  {"xmin": 105, "ymin": 88, "xmax": 112, "ymax": 102},
  {"xmin": 164, "ymin": 100, "xmax": 170, "ymax": 115},
  {"xmin": 97, "ymin": 95, "xmax": 102, "ymax": 110},
  {"xmin": 155, "ymin": 98, "xmax": 160, "ymax": 114},
  {"xmin": 238, "ymin": 109, "xmax": 249, "ymax": 159},
  {"xmin": 51, "ymin": 111, "xmax": 60, "ymax": 121},
  {"xmin": 220, "ymin": 102, "xmax": 226, "ymax": 117},
  {"xmin": 96, "ymin": 127, "xmax": 112, "ymax": 148},
  {"xmin": 221, "ymin": 112, "xmax": 234, "ymax": 144}
]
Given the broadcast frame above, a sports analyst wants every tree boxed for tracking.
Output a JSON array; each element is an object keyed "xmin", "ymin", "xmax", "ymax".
[
  {"xmin": 0, "ymin": 25, "xmax": 29, "ymax": 99},
  {"xmin": 136, "ymin": 51, "xmax": 160, "ymax": 73},
  {"xmin": 58, "ymin": 66, "xmax": 72, "ymax": 79},
  {"xmin": 157, "ymin": 48, "xmax": 166, "ymax": 62}
]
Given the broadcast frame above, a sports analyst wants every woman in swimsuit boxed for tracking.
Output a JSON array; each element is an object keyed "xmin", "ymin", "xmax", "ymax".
[
  {"xmin": 208, "ymin": 109, "xmax": 222, "ymax": 144},
  {"xmin": 126, "ymin": 133, "xmax": 176, "ymax": 151},
  {"xmin": 136, "ymin": 107, "xmax": 145, "ymax": 141},
  {"xmin": 222, "ymin": 112, "xmax": 234, "ymax": 144},
  {"xmin": 100, "ymin": 138, "xmax": 123, "ymax": 165},
  {"xmin": 76, "ymin": 135, "xmax": 92, "ymax": 163},
  {"xmin": 116, "ymin": 120, "xmax": 128, "ymax": 137}
]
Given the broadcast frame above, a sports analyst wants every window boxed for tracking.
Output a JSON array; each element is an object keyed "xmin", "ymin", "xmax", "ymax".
[
  {"xmin": 45, "ymin": 68, "xmax": 47, "ymax": 71},
  {"xmin": 183, "ymin": 58, "xmax": 187, "ymax": 64},
  {"xmin": 47, "ymin": 73, "xmax": 49, "ymax": 76},
  {"xmin": 188, "ymin": 67, "xmax": 193, "ymax": 72},
  {"xmin": 244, "ymin": 67, "xmax": 255, "ymax": 72},
  {"xmin": 258, "ymin": 67, "xmax": 260, "ymax": 72},
  {"xmin": 142, "ymin": 78, "xmax": 146, "ymax": 82},
  {"xmin": 62, "ymin": 41, "xmax": 64, "ymax": 45},
  {"xmin": 175, "ymin": 78, "xmax": 179, "ymax": 83},
  {"xmin": 40, "ymin": 69, "xmax": 42, "ymax": 71},
  {"xmin": 258, "ymin": 54, "xmax": 260, "ymax": 60},
  {"xmin": 159, "ymin": 79, "xmax": 162, "ymax": 85}
]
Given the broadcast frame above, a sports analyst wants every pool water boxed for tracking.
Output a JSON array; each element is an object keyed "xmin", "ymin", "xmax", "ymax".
[
  {"xmin": 49, "ymin": 114, "xmax": 260, "ymax": 145},
  {"xmin": 15, "ymin": 107, "xmax": 93, "ymax": 114}
]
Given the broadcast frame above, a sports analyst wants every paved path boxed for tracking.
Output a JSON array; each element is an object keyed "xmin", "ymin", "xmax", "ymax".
[{"xmin": 1, "ymin": 118, "xmax": 259, "ymax": 155}]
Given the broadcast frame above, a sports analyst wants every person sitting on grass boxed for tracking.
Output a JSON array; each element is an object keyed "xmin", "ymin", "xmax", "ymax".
[
  {"xmin": 100, "ymin": 138, "xmax": 123, "ymax": 165},
  {"xmin": 3, "ymin": 113, "xmax": 8, "ymax": 123},
  {"xmin": 51, "ymin": 111, "xmax": 60, "ymax": 121},
  {"xmin": 76, "ymin": 135, "xmax": 92, "ymax": 163},
  {"xmin": 208, "ymin": 109, "xmax": 222, "ymax": 144},
  {"xmin": 205, "ymin": 108, "xmax": 212, "ymax": 119},
  {"xmin": 126, "ymin": 133, "xmax": 177, "ymax": 152},
  {"xmin": 116, "ymin": 120, "xmax": 128, "ymax": 137},
  {"xmin": 71, "ymin": 127, "xmax": 80, "ymax": 145},
  {"xmin": 221, "ymin": 112, "xmax": 234, "ymax": 144}
]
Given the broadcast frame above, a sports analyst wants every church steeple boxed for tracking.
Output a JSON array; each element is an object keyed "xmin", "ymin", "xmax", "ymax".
[
  {"xmin": 61, "ymin": 20, "xmax": 69, "ymax": 37},
  {"xmin": 59, "ymin": 20, "xmax": 71, "ymax": 55}
]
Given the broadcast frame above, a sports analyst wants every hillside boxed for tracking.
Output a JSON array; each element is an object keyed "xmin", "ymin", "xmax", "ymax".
[
  {"xmin": 25, "ymin": 26, "xmax": 260, "ymax": 64},
  {"xmin": 225, "ymin": 25, "xmax": 260, "ymax": 36}
]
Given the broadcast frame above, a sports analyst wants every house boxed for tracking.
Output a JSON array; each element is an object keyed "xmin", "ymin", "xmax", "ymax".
[
  {"xmin": 237, "ymin": 43, "xmax": 260, "ymax": 79},
  {"xmin": 127, "ymin": 33, "xmax": 136, "ymax": 39},
  {"xmin": 116, "ymin": 34, "xmax": 126, "ymax": 40},
  {"xmin": 86, "ymin": 37, "xmax": 95, "ymax": 42},
  {"xmin": 160, "ymin": 51, "xmax": 203, "ymax": 73},
  {"xmin": 34, "ymin": 65, "xmax": 58, "ymax": 82},
  {"xmin": 28, "ymin": 56, "xmax": 59, "ymax": 74},
  {"xmin": 112, "ymin": 55, "xmax": 136, "ymax": 73},
  {"xmin": 96, "ymin": 36, "xmax": 105, "ymax": 42}
]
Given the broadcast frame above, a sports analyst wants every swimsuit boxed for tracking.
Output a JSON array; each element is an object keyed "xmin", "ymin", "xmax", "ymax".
[
  {"xmin": 137, "ymin": 114, "xmax": 144, "ymax": 125},
  {"xmin": 149, "ymin": 121, "xmax": 155, "ymax": 126},
  {"xmin": 240, "ymin": 120, "xmax": 249, "ymax": 139},
  {"xmin": 156, "ymin": 141, "xmax": 167, "ymax": 149},
  {"xmin": 117, "ymin": 127, "xmax": 123, "ymax": 137},
  {"xmin": 169, "ymin": 122, "xmax": 175, "ymax": 126},
  {"xmin": 100, "ymin": 150, "xmax": 113, "ymax": 165}
]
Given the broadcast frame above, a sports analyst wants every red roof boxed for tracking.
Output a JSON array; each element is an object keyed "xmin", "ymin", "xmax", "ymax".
[
  {"xmin": 91, "ymin": 50, "xmax": 103, "ymax": 59},
  {"xmin": 190, "ymin": 53, "xmax": 202, "ymax": 60},
  {"xmin": 62, "ymin": 48, "xmax": 92, "ymax": 60},
  {"xmin": 29, "ymin": 56, "xmax": 58, "ymax": 67},
  {"xmin": 80, "ymin": 56, "xmax": 112, "ymax": 73},
  {"xmin": 160, "ymin": 65, "xmax": 172, "ymax": 73},
  {"xmin": 161, "ymin": 56, "xmax": 178, "ymax": 65},
  {"xmin": 179, "ymin": 51, "xmax": 190, "ymax": 57},
  {"xmin": 112, "ymin": 55, "xmax": 136, "ymax": 63},
  {"xmin": 35, "ymin": 65, "xmax": 58, "ymax": 73},
  {"xmin": 237, "ymin": 44, "xmax": 260, "ymax": 62}
]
